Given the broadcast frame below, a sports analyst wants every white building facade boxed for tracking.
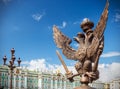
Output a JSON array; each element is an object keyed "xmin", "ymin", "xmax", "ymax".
[
  {"xmin": 0, "ymin": 65, "xmax": 80, "ymax": 89},
  {"xmin": 109, "ymin": 79, "xmax": 120, "ymax": 89},
  {"xmin": 0, "ymin": 65, "xmax": 112, "ymax": 89},
  {"xmin": 89, "ymin": 81, "xmax": 105, "ymax": 89}
]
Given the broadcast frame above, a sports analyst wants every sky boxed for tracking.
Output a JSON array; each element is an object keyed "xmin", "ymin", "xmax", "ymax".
[{"xmin": 0, "ymin": 0, "xmax": 120, "ymax": 83}]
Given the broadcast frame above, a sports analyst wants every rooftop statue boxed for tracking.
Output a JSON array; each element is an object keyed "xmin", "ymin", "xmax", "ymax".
[{"xmin": 53, "ymin": 0, "xmax": 109, "ymax": 89}]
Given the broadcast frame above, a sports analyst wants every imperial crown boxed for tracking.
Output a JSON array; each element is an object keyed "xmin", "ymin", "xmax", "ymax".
[{"xmin": 80, "ymin": 18, "xmax": 94, "ymax": 32}]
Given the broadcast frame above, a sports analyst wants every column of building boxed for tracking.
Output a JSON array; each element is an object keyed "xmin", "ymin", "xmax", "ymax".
[
  {"xmin": 38, "ymin": 74, "xmax": 42, "ymax": 89},
  {"xmin": 13, "ymin": 75, "xmax": 16, "ymax": 89},
  {"xmin": 50, "ymin": 75, "xmax": 53, "ymax": 89},
  {"xmin": 18, "ymin": 75, "xmax": 21, "ymax": 89},
  {"xmin": 64, "ymin": 78, "xmax": 67, "ymax": 89},
  {"xmin": 55, "ymin": 76, "xmax": 58, "ymax": 89},
  {"xmin": 59, "ymin": 76, "xmax": 63, "ymax": 89},
  {"xmin": 24, "ymin": 72, "xmax": 27, "ymax": 89}
]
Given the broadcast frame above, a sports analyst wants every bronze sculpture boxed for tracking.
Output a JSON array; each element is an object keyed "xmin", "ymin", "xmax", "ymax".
[{"xmin": 53, "ymin": 0, "xmax": 109, "ymax": 89}]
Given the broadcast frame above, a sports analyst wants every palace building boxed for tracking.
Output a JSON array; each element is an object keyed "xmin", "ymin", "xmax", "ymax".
[
  {"xmin": 109, "ymin": 79, "xmax": 120, "ymax": 89},
  {"xmin": 0, "ymin": 65, "xmax": 80, "ymax": 89},
  {"xmin": 1, "ymin": 65, "xmax": 117, "ymax": 89}
]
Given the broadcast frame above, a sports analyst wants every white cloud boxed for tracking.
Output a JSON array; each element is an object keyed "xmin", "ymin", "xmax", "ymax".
[
  {"xmin": 57, "ymin": 21, "xmax": 67, "ymax": 29},
  {"xmin": 22, "ymin": 58, "xmax": 120, "ymax": 83},
  {"xmin": 112, "ymin": 10, "xmax": 120, "ymax": 23},
  {"xmin": 73, "ymin": 43, "xmax": 79, "ymax": 48},
  {"xmin": 62, "ymin": 21, "xmax": 67, "ymax": 28},
  {"xmin": 2, "ymin": 0, "xmax": 12, "ymax": 4},
  {"xmin": 22, "ymin": 58, "xmax": 76, "ymax": 74},
  {"xmin": 48, "ymin": 21, "xmax": 67, "ymax": 30},
  {"xmin": 32, "ymin": 12, "xmax": 45, "ymax": 22},
  {"xmin": 48, "ymin": 26, "xmax": 51, "ymax": 30},
  {"xmin": 22, "ymin": 59, "xmax": 52, "ymax": 72},
  {"xmin": 22, "ymin": 61, "xmax": 29, "ymax": 65},
  {"xmin": 98, "ymin": 62, "xmax": 120, "ymax": 83},
  {"xmin": 101, "ymin": 52, "xmax": 120, "ymax": 58},
  {"xmin": 73, "ymin": 21, "xmax": 80, "ymax": 25},
  {"xmin": 114, "ymin": 13, "xmax": 120, "ymax": 22},
  {"xmin": 73, "ymin": 18, "xmax": 89, "ymax": 25}
]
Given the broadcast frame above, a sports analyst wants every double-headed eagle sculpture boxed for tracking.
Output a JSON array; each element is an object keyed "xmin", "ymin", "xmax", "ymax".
[{"xmin": 53, "ymin": 0, "xmax": 109, "ymax": 85}]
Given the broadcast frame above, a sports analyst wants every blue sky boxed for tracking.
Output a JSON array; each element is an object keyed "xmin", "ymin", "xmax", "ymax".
[{"xmin": 0, "ymin": 0, "xmax": 120, "ymax": 82}]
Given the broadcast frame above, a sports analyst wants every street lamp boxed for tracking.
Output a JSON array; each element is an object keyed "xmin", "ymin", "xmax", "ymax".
[{"xmin": 3, "ymin": 48, "xmax": 22, "ymax": 89}]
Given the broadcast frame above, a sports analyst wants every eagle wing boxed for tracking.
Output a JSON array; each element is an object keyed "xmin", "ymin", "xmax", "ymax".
[
  {"xmin": 53, "ymin": 26, "xmax": 77, "ymax": 60},
  {"xmin": 93, "ymin": 0, "xmax": 109, "ymax": 39},
  {"xmin": 87, "ymin": 0, "xmax": 109, "ymax": 59}
]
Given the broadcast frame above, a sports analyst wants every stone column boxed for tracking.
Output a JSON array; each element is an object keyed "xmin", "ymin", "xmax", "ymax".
[
  {"xmin": 13, "ymin": 75, "xmax": 16, "ymax": 89},
  {"xmin": 38, "ymin": 75, "xmax": 42, "ymax": 89},
  {"xmin": 24, "ymin": 74, "xmax": 27, "ymax": 89},
  {"xmin": 50, "ymin": 76, "xmax": 53, "ymax": 89},
  {"xmin": 64, "ymin": 79, "xmax": 66, "ymax": 89},
  {"xmin": 55, "ymin": 77, "xmax": 57, "ymax": 89},
  {"xmin": 8, "ymin": 74, "xmax": 10, "ymax": 89},
  {"xmin": 19, "ymin": 75, "xmax": 21, "ymax": 89}
]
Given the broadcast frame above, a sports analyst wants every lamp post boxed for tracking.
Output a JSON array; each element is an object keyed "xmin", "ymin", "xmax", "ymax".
[{"xmin": 3, "ymin": 48, "xmax": 22, "ymax": 89}]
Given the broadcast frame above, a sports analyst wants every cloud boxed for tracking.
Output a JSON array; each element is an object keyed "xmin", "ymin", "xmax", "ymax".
[
  {"xmin": 98, "ymin": 62, "xmax": 120, "ymax": 82},
  {"xmin": 22, "ymin": 58, "xmax": 76, "ymax": 74},
  {"xmin": 32, "ymin": 12, "xmax": 45, "ymax": 22},
  {"xmin": 22, "ymin": 58, "xmax": 120, "ymax": 83},
  {"xmin": 57, "ymin": 21, "xmax": 67, "ymax": 29},
  {"xmin": 73, "ymin": 43, "xmax": 79, "ymax": 48},
  {"xmin": 73, "ymin": 21, "xmax": 80, "ymax": 25},
  {"xmin": 114, "ymin": 13, "xmax": 120, "ymax": 22},
  {"xmin": 48, "ymin": 26, "xmax": 51, "ymax": 30},
  {"xmin": 22, "ymin": 59, "xmax": 51, "ymax": 72},
  {"xmin": 101, "ymin": 52, "xmax": 120, "ymax": 58},
  {"xmin": 73, "ymin": 18, "xmax": 89, "ymax": 25},
  {"xmin": 21, "ymin": 61, "xmax": 29, "ymax": 65},
  {"xmin": 62, "ymin": 21, "xmax": 67, "ymax": 28},
  {"xmin": 2, "ymin": 0, "xmax": 13, "ymax": 5},
  {"xmin": 2, "ymin": 0, "xmax": 12, "ymax": 3},
  {"xmin": 112, "ymin": 10, "xmax": 120, "ymax": 23},
  {"xmin": 48, "ymin": 21, "xmax": 67, "ymax": 30}
]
